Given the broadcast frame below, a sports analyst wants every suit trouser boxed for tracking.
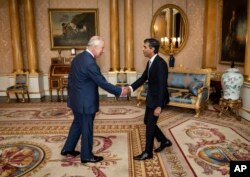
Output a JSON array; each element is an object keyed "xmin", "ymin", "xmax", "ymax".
[
  {"xmin": 63, "ymin": 111, "xmax": 96, "ymax": 160},
  {"xmin": 144, "ymin": 107, "xmax": 168, "ymax": 153}
]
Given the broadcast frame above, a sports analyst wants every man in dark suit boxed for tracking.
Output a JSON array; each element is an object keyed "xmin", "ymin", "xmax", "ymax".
[
  {"xmin": 61, "ymin": 36, "xmax": 128, "ymax": 163},
  {"xmin": 129, "ymin": 38, "xmax": 172, "ymax": 160}
]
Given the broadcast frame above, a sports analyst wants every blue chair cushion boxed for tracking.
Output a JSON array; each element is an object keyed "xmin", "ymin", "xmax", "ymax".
[
  {"xmin": 188, "ymin": 80, "xmax": 203, "ymax": 96},
  {"xmin": 168, "ymin": 73, "xmax": 206, "ymax": 89},
  {"xmin": 168, "ymin": 88, "xmax": 197, "ymax": 104}
]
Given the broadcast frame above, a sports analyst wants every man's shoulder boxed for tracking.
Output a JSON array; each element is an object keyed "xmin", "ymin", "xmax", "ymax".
[
  {"xmin": 78, "ymin": 51, "xmax": 91, "ymax": 58},
  {"xmin": 156, "ymin": 55, "xmax": 167, "ymax": 64},
  {"xmin": 74, "ymin": 52, "xmax": 94, "ymax": 63}
]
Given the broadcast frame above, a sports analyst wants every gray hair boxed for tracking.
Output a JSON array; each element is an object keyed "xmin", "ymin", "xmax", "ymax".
[{"xmin": 87, "ymin": 36, "xmax": 103, "ymax": 47}]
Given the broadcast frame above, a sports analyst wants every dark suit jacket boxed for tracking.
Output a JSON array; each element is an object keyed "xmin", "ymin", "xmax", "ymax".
[
  {"xmin": 131, "ymin": 55, "xmax": 169, "ymax": 109},
  {"xmin": 67, "ymin": 51, "xmax": 122, "ymax": 114}
]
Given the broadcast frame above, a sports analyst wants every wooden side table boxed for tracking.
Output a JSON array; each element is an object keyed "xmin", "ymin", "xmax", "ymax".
[
  {"xmin": 210, "ymin": 71, "xmax": 222, "ymax": 104},
  {"xmin": 218, "ymin": 98, "xmax": 242, "ymax": 120},
  {"xmin": 210, "ymin": 80, "xmax": 222, "ymax": 104},
  {"xmin": 60, "ymin": 77, "xmax": 68, "ymax": 101}
]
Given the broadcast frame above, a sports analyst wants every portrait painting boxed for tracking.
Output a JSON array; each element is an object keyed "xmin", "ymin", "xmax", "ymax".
[
  {"xmin": 49, "ymin": 9, "xmax": 99, "ymax": 50},
  {"xmin": 220, "ymin": 0, "xmax": 247, "ymax": 65}
]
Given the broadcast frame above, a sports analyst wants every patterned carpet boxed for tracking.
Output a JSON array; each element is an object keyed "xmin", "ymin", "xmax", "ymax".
[{"xmin": 0, "ymin": 100, "xmax": 249, "ymax": 177}]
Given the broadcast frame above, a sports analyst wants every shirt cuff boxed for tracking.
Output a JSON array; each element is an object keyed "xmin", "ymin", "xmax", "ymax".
[{"xmin": 129, "ymin": 86, "xmax": 133, "ymax": 92}]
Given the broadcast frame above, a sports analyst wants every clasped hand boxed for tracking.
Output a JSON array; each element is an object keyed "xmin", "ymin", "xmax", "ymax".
[{"xmin": 121, "ymin": 86, "xmax": 131, "ymax": 96}]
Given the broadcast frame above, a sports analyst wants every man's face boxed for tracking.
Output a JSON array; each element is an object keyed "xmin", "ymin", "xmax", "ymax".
[
  {"xmin": 93, "ymin": 41, "xmax": 105, "ymax": 58},
  {"xmin": 143, "ymin": 42, "xmax": 154, "ymax": 58}
]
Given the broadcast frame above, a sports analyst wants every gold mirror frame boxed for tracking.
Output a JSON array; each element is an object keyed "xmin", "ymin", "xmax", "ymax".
[{"xmin": 151, "ymin": 4, "xmax": 189, "ymax": 55}]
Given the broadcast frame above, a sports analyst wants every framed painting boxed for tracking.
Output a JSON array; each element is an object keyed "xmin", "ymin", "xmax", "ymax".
[
  {"xmin": 49, "ymin": 8, "xmax": 99, "ymax": 50},
  {"xmin": 117, "ymin": 72, "xmax": 128, "ymax": 84},
  {"xmin": 220, "ymin": 0, "xmax": 247, "ymax": 65}
]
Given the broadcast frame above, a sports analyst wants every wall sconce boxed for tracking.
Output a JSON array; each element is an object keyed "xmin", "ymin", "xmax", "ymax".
[{"xmin": 71, "ymin": 48, "xmax": 76, "ymax": 55}]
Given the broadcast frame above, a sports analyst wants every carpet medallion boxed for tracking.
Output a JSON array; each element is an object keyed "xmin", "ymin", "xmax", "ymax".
[
  {"xmin": 0, "ymin": 102, "xmax": 249, "ymax": 177},
  {"xmin": 157, "ymin": 109, "xmax": 250, "ymax": 177},
  {"xmin": 170, "ymin": 119, "xmax": 249, "ymax": 176},
  {"xmin": 0, "ymin": 102, "xmax": 167, "ymax": 177},
  {"xmin": 0, "ymin": 142, "xmax": 48, "ymax": 177},
  {"xmin": 0, "ymin": 128, "xmax": 168, "ymax": 177}
]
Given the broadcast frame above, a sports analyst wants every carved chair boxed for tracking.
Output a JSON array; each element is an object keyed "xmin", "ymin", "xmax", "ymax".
[{"xmin": 6, "ymin": 72, "xmax": 30, "ymax": 102}]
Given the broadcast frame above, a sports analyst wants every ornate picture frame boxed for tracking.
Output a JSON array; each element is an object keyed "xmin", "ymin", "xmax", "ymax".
[
  {"xmin": 220, "ymin": 0, "xmax": 247, "ymax": 65},
  {"xmin": 49, "ymin": 8, "xmax": 99, "ymax": 50}
]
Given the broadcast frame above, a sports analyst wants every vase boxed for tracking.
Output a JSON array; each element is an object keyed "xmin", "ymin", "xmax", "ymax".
[
  {"xmin": 221, "ymin": 68, "xmax": 244, "ymax": 100},
  {"xmin": 169, "ymin": 54, "xmax": 175, "ymax": 67}
]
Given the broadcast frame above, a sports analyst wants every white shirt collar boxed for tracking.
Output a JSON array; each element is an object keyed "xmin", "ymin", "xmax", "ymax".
[
  {"xmin": 86, "ymin": 49, "xmax": 94, "ymax": 58},
  {"xmin": 149, "ymin": 54, "xmax": 157, "ymax": 64}
]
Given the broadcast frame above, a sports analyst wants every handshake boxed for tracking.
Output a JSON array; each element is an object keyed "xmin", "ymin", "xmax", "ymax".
[{"xmin": 121, "ymin": 86, "xmax": 131, "ymax": 97}]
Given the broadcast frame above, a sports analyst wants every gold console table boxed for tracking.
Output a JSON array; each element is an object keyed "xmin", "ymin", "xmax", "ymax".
[{"xmin": 218, "ymin": 98, "xmax": 242, "ymax": 120}]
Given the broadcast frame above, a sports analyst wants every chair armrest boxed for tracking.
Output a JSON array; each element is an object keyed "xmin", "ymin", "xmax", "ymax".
[
  {"xmin": 197, "ymin": 86, "xmax": 210, "ymax": 105},
  {"xmin": 197, "ymin": 86, "xmax": 209, "ymax": 94}
]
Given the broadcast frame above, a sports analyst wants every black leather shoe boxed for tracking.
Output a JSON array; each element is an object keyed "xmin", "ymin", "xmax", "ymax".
[
  {"xmin": 154, "ymin": 140, "xmax": 172, "ymax": 153},
  {"xmin": 81, "ymin": 155, "xmax": 104, "ymax": 163},
  {"xmin": 61, "ymin": 150, "xmax": 80, "ymax": 157},
  {"xmin": 133, "ymin": 152, "xmax": 153, "ymax": 160}
]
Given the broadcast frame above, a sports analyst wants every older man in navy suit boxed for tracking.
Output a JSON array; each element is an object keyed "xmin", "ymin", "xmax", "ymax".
[
  {"xmin": 61, "ymin": 36, "xmax": 128, "ymax": 163},
  {"xmin": 129, "ymin": 38, "xmax": 172, "ymax": 160}
]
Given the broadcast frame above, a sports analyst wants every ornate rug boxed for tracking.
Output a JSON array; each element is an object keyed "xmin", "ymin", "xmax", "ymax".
[
  {"xmin": 0, "ymin": 101, "xmax": 249, "ymax": 177},
  {"xmin": 157, "ymin": 106, "xmax": 250, "ymax": 177}
]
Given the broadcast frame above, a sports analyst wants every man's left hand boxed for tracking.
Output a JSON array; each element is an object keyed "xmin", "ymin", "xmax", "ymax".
[{"xmin": 154, "ymin": 107, "xmax": 161, "ymax": 117}]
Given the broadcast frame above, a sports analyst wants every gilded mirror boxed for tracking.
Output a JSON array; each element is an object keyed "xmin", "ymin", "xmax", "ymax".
[{"xmin": 151, "ymin": 4, "xmax": 189, "ymax": 55}]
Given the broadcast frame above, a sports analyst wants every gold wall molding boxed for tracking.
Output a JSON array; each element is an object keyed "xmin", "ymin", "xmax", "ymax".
[
  {"xmin": 124, "ymin": 0, "xmax": 135, "ymax": 71},
  {"xmin": 202, "ymin": 0, "xmax": 217, "ymax": 69},
  {"xmin": 24, "ymin": 0, "xmax": 39, "ymax": 74},
  {"xmin": 110, "ymin": 0, "xmax": 120, "ymax": 71},
  {"xmin": 9, "ymin": 0, "xmax": 24, "ymax": 73}
]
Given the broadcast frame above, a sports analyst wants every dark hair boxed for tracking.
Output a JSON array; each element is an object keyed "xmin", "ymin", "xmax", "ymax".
[{"xmin": 144, "ymin": 38, "xmax": 160, "ymax": 54}]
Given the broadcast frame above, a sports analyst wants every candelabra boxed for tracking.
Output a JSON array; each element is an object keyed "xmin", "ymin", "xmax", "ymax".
[{"xmin": 160, "ymin": 37, "xmax": 181, "ymax": 67}]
